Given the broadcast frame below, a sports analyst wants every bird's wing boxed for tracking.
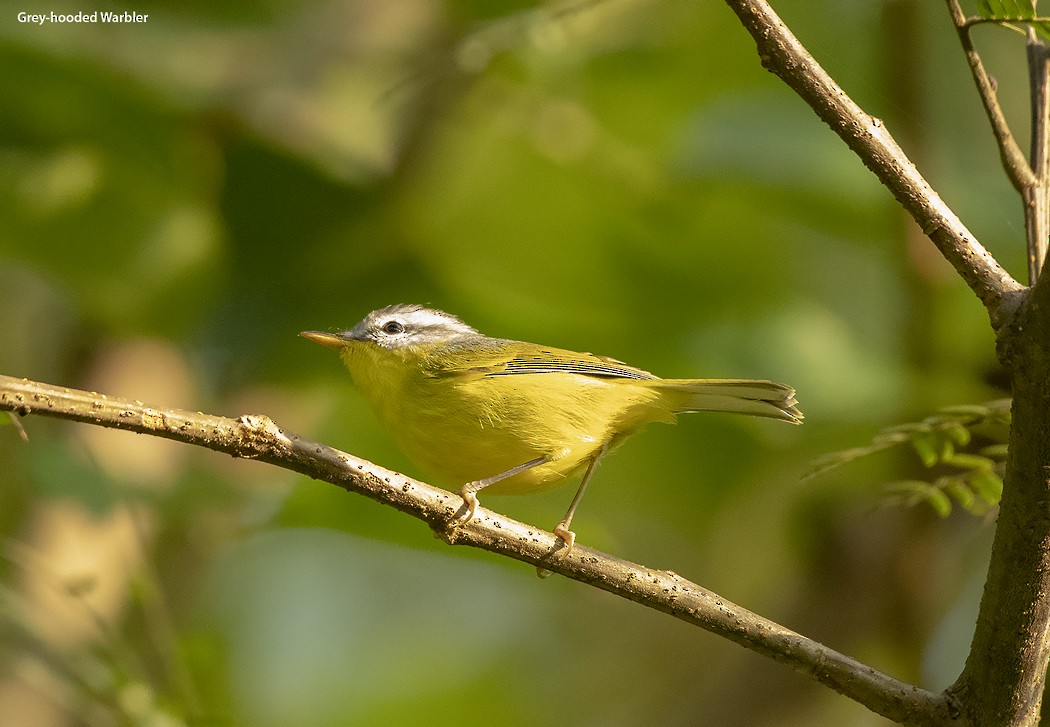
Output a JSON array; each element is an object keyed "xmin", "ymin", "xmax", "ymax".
[{"xmin": 437, "ymin": 345, "xmax": 658, "ymax": 381}]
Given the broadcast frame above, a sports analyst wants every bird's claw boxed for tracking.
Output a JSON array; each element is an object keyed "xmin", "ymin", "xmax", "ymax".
[
  {"xmin": 454, "ymin": 487, "xmax": 479, "ymax": 529},
  {"xmin": 553, "ymin": 521, "xmax": 576, "ymax": 558},
  {"xmin": 535, "ymin": 521, "xmax": 577, "ymax": 578}
]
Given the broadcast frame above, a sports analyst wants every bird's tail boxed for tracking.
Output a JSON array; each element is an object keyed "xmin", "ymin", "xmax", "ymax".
[{"xmin": 653, "ymin": 379, "xmax": 803, "ymax": 424}]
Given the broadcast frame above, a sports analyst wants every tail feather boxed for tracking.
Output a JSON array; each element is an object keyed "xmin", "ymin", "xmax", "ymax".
[{"xmin": 654, "ymin": 378, "xmax": 803, "ymax": 424}]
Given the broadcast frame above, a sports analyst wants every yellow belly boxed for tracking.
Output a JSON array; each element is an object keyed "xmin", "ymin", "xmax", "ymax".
[
  {"xmin": 388, "ymin": 375, "xmax": 634, "ymax": 495},
  {"xmin": 343, "ymin": 347, "xmax": 670, "ymax": 495}
]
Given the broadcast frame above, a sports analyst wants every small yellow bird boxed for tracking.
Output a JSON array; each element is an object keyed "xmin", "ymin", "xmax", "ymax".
[{"xmin": 302, "ymin": 304, "xmax": 802, "ymax": 554}]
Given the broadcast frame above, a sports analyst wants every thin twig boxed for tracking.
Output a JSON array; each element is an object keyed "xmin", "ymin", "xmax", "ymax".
[
  {"xmin": 725, "ymin": 0, "xmax": 1024, "ymax": 328},
  {"xmin": 962, "ymin": 16, "xmax": 1050, "ymax": 29},
  {"xmin": 947, "ymin": 1, "xmax": 1050, "ymax": 284},
  {"xmin": 5, "ymin": 411, "xmax": 28, "ymax": 441},
  {"xmin": 0, "ymin": 373, "xmax": 960, "ymax": 725},
  {"xmin": 946, "ymin": 0, "xmax": 1035, "ymax": 194},
  {"xmin": 961, "ymin": 16, "xmax": 1050, "ymax": 28}
]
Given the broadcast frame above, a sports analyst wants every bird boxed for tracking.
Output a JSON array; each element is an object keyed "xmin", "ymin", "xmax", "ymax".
[{"xmin": 301, "ymin": 304, "xmax": 801, "ymax": 556}]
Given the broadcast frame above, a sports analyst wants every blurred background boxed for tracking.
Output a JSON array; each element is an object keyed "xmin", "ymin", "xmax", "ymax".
[{"xmin": 0, "ymin": 1, "xmax": 1030, "ymax": 725}]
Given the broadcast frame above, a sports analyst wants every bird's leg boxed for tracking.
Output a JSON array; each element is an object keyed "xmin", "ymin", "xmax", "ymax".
[
  {"xmin": 456, "ymin": 456, "xmax": 549, "ymax": 525},
  {"xmin": 552, "ymin": 443, "xmax": 608, "ymax": 558}
]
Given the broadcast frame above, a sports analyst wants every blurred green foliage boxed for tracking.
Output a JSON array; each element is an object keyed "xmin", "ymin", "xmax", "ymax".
[
  {"xmin": 0, "ymin": 1, "xmax": 1028, "ymax": 725},
  {"xmin": 807, "ymin": 401, "xmax": 1010, "ymax": 518}
]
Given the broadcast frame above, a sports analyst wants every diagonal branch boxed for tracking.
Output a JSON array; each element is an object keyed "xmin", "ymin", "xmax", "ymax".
[
  {"xmin": 0, "ymin": 373, "xmax": 959, "ymax": 726},
  {"xmin": 725, "ymin": 0, "xmax": 1025, "ymax": 326}
]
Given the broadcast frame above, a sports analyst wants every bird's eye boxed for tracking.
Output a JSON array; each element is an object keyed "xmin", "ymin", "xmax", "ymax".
[{"xmin": 381, "ymin": 320, "xmax": 405, "ymax": 335}]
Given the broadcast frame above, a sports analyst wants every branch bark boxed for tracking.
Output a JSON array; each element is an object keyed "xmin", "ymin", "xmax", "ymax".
[
  {"xmin": 0, "ymin": 373, "xmax": 959, "ymax": 726},
  {"xmin": 724, "ymin": 2, "xmax": 1050, "ymax": 725},
  {"xmin": 948, "ymin": 294, "xmax": 1050, "ymax": 724},
  {"xmin": 948, "ymin": 173, "xmax": 1050, "ymax": 725},
  {"xmin": 1024, "ymin": 28, "xmax": 1050, "ymax": 282},
  {"xmin": 725, "ymin": 0, "xmax": 1025, "ymax": 327}
]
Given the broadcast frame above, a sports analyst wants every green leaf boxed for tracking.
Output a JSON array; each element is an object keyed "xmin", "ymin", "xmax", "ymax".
[
  {"xmin": 937, "ymin": 404, "xmax": 991, "ymax": 419},
  {"xmin": 926, "ymin": 487, "xmax": 953, "ymax": 517},
  {"xmin": 944, "ymin": 453, "xmax": 998, "ymax": 471},
  {"xmin": 804, "ymin": 400, "xmax": 1012, "ymax": 515},
  {"xmin": 886, "ymin": 480, "xmax": 953, "ymax": 517},
  {"xmin": 938, "ymin": 435, "xmax": 956, "ymax": 463},
  {"xmin": 910, "ymin": 433, "xmax": 941, "ymax": 467},
  {"xmin": 942, "ymin": 420, "xmax": 972, "ymax": 447},
  {"xmin": 944, "ymin": 478, "xmax": 975, "ymax": 511},
  {"xmin": 976, "ymin": 1, "xmax": 1050, "ymax": 42},
  {"xmin": 978, "ymin": 0, "xmax": 1036, "ymax": 19},
  {"xmin": 970, "ymin": 469, "xmax": 1005, "ymax": 505},
  {"xmin": 979, "ymin": 443, "xmax": 1010, "ymax": 459},
  {"xmin": 925, "ymin": 487, "xmax": 954, "ymax": 517}
]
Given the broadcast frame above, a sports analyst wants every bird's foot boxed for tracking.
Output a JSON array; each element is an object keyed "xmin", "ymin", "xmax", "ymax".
[
  {"xmin": 553, "ymin": 520, "xmax": 576, "ymax": 558},
  {"xmin": 535, "ymin": 520, "xmax": 577, "ymax": 578},
  {"xmin": 453, "ymin": 487, "xmax": 479, "ymax": 528}
]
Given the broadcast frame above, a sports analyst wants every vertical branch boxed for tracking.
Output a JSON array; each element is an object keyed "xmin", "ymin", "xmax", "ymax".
[
  {"xmin": 1026, "ymin": 28, "xmax": 1050, "ymax": 281},
  {"xmin": 729, "ymin": 1, "xmax": 1050, "ymax": 723},
  {"xmin": 946, "ymin": 0, "xmax": 1033, "ymax": 194},
  {"xmin": 945, "ymin": 10, "xmax": 1050, "ymax": 727},
  {"xmin": 950, "ymin": 294, "xmax": 1050, "ymax": 725}
]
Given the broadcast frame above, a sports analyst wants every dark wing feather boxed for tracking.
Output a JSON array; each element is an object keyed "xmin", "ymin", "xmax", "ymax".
[{"xmin": 472, "ymin": 349, "xmax": 657, "ymax": 380}]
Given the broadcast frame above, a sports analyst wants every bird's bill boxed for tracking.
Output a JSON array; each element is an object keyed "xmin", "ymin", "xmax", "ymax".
[{"xmin": 299, "ymin": 330, "xmax": 350, "ymax": 349}]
